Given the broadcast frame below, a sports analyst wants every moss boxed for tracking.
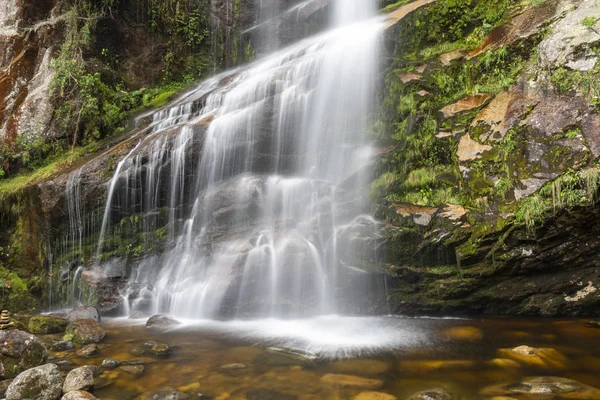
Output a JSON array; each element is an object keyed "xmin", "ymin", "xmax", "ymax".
[{"xmin": 28, "ymin": 316, "xmax": 69, "ymax": 334}]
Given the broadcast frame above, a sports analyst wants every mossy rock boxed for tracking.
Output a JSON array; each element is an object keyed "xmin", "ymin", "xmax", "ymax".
[
  {"xmin": 64, "ymin": 319, "xmax": 106, "ymax": 345},
  {"xmin": 0, "ymin": 329, "xmax": 48, "ymax": 379},
  {"xmin": 28, "ymin": 316, "xmax": 69, "ymax": 334}
]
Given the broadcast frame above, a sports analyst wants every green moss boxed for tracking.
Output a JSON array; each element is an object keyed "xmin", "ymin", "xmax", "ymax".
[{"xmin": 28, "ymin": 316, "xmax": 69, "ymax": 334}]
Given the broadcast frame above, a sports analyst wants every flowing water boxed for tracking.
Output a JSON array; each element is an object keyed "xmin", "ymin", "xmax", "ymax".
[{"xmin": 93, "ymin": 0, "xmax": 383, "ymax": 319}]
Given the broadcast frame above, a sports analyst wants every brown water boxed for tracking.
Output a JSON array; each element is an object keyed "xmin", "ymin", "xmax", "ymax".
[{"xmin": 43, "ymin": 316, "xmax": 600, "ymax": 399}]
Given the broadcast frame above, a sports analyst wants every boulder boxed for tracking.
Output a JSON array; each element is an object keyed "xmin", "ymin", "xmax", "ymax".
[
  {"xmin": 61, "ymin": 391, "xmax": 98, "ymax": 400},
  {"xmin": 320, "ymin": 374, "xmax": 383, "ymax": 390},
  {"xmin": 67, "ymin": 307, "xmax": 101, "ymax": 323},
  {"xmin": 65, "ymin": 319, "xmax": 106, "ymax": 345},
  {"xmin": 76, "ymin": 344, "xmax": 99, "ymax": 358},
  {"xmin": 101, "ymin": 358, "xmax": 120, "ymax": 369},
  {"xmin": 28, "ymin": 316, "xmax": 69, "ymax": 334},
  {"xmin": 149, "ymin": 343, "xmax": 171, "ymax": 357},
  {"xmin": 63, "ymin": 366, "xmax": 95, "ymax": 393},
  {"xmin": 145, "ymin": 315, "xmax": 181, "ymax": 332},
  {"xmin": 0, "ymin": 329, "xmax": 48, "ymax": 378},
  {"xmin": 407, "ymin": 388, "xmax": 454, "ymax": 400},
  {"xmin": 5, "ymin": 363, "xmax": 63, "ymax": 400},
  {"xmin": 51, "ymin": 340, "xmax": 74, "ymax": 351}
]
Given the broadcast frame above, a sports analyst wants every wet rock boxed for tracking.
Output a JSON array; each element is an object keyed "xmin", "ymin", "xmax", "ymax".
[
  {"xmin": 354, "ymin": 392, "xmax": 397, "ymax": 400},
  {"xmin": 67, "ymin": 307, "xmax": 101, "ymax": 323},
  {"xmin": 76, "ymin": 344, "xmax": 99, "ymax": 358},
  {"xmin": 320, "ymin": 374, "xmax": 383, "ymax": 390},
  {"xmin": 457, "ymin": 134, "xmax": 492, "ymax": 162},
  {"xmin": 246, "ymin": 389, "xmax": 297, "ymax": 400},
  {"xmin": 137, "ymin": 387, "xmax": 190, "ymax": 400},
  {"xmin": 219, "ymin": 363, "xmax": 246, "ymax": 370},
  {"xmin": 398, "ymin": 72, "xmax": 421, "ymax": 84},
  {"xmin": 147, "ymin": 343, "xmax": 170, "ymax": 357},
  {"xmin": 255, "ymin": 347, "xmax": 316, "ymax": 366},
  {"xmin": 101, "ymin": 358, "xmax": 120, "ymax": 369},
  {"xmin": 51, "ymin": 340, "xmax": 74, "ymax": 351},
  {"xmin": 61, "ymin": 391, "xmax": 98, "ymax": 400},
  {"xmin": 129, "ymin": 346, "xmax": 146, "ymax": 356},
  {"xmin": 399, "ymin": 360, "xmax": 476, "ymax": 373},
  {"xmin": 488, "ymin": 358, "xmax": 521, "ymax": 369},
  {"xmin": 63, "ymin": 366, "xmax": 95, "ymax": 392},
  {"xmin": 329, "ymin": 360, "xmax": 391, "ymax": 376},
  {"xmin": 440, "ymin": 49, "xmax": 465, "ymax": 66},
  {"xmin": 145, "ymin": 315, "xmax": 181, "ymax": 332},
  {"xmin": 119, "ymin": 364, "xmax": 145, "ymax": 378},
  {"xmin": 442, "ymin": 326, "xmax": 483, "ymax": 341},
  {"xmin": 481, "ymin": 376, "xmax": 600, "ymax": 398},
  {"xmin": 440, "ymin": 94, "xmax": 491, "ymax": 118},
  {"xmin": 28, "ymin": 316, "xmax": 69, "ymax": 334},
  {"xmin": 5, "ymin": 363, "xmax": 63, "ymax": 400},
  {"xmin": 0, "ymin": 329, "xmax": 48, "ymax": 378},
  {"xmin": 407, "ymin": 388, "xmax": 454, "ymax": 400},
  {"xmin": 54, "ymin": 359, "xmax": 76, "ymax": 371},
  {"xmin": 497, "ymin": 345, "xmax": 567, "ymax": 369},
  {"xmin": 65, "ymin": 319, "xmax": 106, "ymax": 345},
  {"xmin": 586, "ymin": 320, "xmax": 600, "ymax": 328}
]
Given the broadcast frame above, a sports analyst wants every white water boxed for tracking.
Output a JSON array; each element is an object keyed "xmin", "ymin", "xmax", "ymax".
[{"xmin": 95, "ymin": 0, "xmax": 383, "ymax": 319}]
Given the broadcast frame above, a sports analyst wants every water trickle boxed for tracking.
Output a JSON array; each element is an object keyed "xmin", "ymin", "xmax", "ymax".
[{"xmin": 97, "ymin": 0, "xmax": 383, "ymax": 319}]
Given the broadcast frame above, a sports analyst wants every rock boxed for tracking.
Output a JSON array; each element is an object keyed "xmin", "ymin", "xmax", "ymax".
[
  {"xmin": 497, "ymin": 345, "xmax": 567, "ymax": 369},
  {"xmin": 54, "ymin": 359, "xmax": 76, "ymax": 371},
  {"xmin": 586, "ymin": 320, "xmax": 600, "ymax": 328},
  {"xmin": 63, "ymin": 366, "xmax": 95, "ymax": 392},
  {"xmin": 254, "ymin": 347, "xmax": 316, "ymax": 366},
  {"xmin": 137, "ymin": 387, "xmax": 190, "ymax": 400},
  {"xmin": 407, "ymin": 388, "xmax": 454, "ymax": 400},
  {"xmin": 440, "ymin": 94, "xmax": 491, "ymax": 118},
  {"xmin": 246, "ymin": 389, "xmax": 297, "ymax": 400},
  {"xmin": 5, "ymin": 363, "xmax": 63, "ymax": 400},
  {"xmin": 119, "ymin": 364, "xmax": 145, "ymax": 378},
  {"xmin": 28, "ymin": 316, "xmax": 69, "ymax": 334},
  {"xmin": 320, "ymin": 374, "xmax": 383, "ymax": 390},
  {"xmin": 383, "ymin": 0, "xmax": 437, "ymax": 30},
  {"xmin": 354, "ymin": 392, "xmax": 397, "ymax": 400},
  {"xmin": 538, "ymin": 0, "xmax": 600, "ymax": 70},
  {"xmin": 457, "ymin": 134, "xmax": 492, "ymax": 162},
  {"xmin": 0, "ymin": 379, "xmax": 13, "ymax": 398},
  {"xmin": 129, "ymin": 346, "xmax": 146, "ymax": 356},
  {"xmin": 219, "ymin": 363, "xmax": 246, "ymax": 370},
  {"xmin": 101, "ymin": 358, "xmax": 120, "ymax": 369},
  {"xmin": 399, "ymin": 360, "xmax": 476, "ymax": 373},
  {"xmin": 442, "ymin": 326, "xmax": 483, "ymax": 341},
  {"xmin": 145, "ymin": 315, "xmax": 181, "ymax": 332},
  {"xmin": 65, "ymin": 319, "xmax": 106, "ymax": 345},
  {"xmin": 0, "ymin": 329, "xmax": 48, "ymax": 378},
  {"xmin": 398, "ymin": 72, "xmax": 421, "ymax": 84},
  {"xmin": 67, "ymin": 307, "xmax": 101, "ymax": 323},
  {"xmin": 76, "ymin": 344, "xmax": 99, "ymax": 358},
  {"xmin": 149, "ymin": 343, "xmax": 172, "ymax": 357},
  {"xmin": 488, "ymin": 358, "xmax": 521, "ymax": 369},
  {"xmin": 440, "ymin": 49, "xmax": 465, "ymax": 66},
  {"xmin": 128, "ymin": 311, "xmax": 149, "ymax": 319},
  {"xmin": 51, "ymin": 340, "xmax": 74, "ymax": 351},
  {"xmin": 481, "ymin": 376, "xmax": 600, "ymax": 398},
  {"xmin": 61, "ymin": 391, "xmax": 98, "ymax": 400}
]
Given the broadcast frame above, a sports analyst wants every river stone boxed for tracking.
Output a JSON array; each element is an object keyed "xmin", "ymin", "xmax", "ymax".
[
  {"xmin": 145, "ymin": 315, "xmax": 181, "ymax": 332},
  {"xmin": 329, "ymin": 360, "xmax": 391, "ymax": 376},
  {"xmin": 120, "ymin": 364, "xmax": 145, "ymax": 378},
  {"xmin": 220, "ymin": 363, "xmax": 246, "ymax": 370},
  {"xmin": 28, "ymin": 316, "xmax": 69, "ymax": 334},
  {"xmin": 63, "ymin": 365, "xmax": 95, "ymax": 392},
  {"xmin": 0, "ymin": 329, "xmax": 48, "ymax": 378},
  {"xmin": 407, "ymin": 388, "xmax": 454, "ymax": 400},
  {"xmin": 101, "ymin": 358, "xmax": 120, "ymax": 369},
  {"xmin": 51, "ymin": 340, "xmax": 74, "ymax": 351},
  {"xmin": 67, "ymin": 307, "xmax": 101, "ymax": 323},
  {"xmin": 54, "ymin": 359, "xmax": 76, "ymax": 371},
  {"xmin": 5, "ymin": 363, "xmax": 63, "ymax": 400},
  {"xmin": 61, "ymin": 391, "xmax": 98, "ymax": 400},
  {"xmin": 320, "ymin": 374, "xmax": 383, "ymax": 390},
  {"xmin": 442, "ymin": 326, "xmax": 484, "ymax": 341},
  {"xmin": 149, "ymin": 343, "xmax": 172, "ymax": 357},
  {"xmin": 354, "ymin": 392, "xmax": 397, "ymax": 400},
  {"xmin": 76, "ymin": 344, "xmax": 99, "ymax": 357},
  {"xmin": 137, "ymin": 387, "xmax": 190, "ymax": 400},
  {"xmin": 497, "ymin": 345, "xmax": 567, "ymax": 369},
  {"xmin": 65, "ymin": 319, "xmax": 106, "ymax": 345},
  {"xmin": 481, "ymin": 376, "xmax": 600, "ymax": 398},
  {"xmin": 246, "ymin": 389, "xmax": 297, "ymax": 400}
]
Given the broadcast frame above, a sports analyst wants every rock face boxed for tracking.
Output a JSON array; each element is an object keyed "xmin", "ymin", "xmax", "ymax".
[
  {"xmin": 0, "ymin": 329, "xmax": 48, "ymax": 378},
  {"xmin": 65, "ymin": 319, "xmax": 106, "ymax": 345},
  {"xmin": 28, "ymin": 316, "xmax": 69, "ymax": 334},
  {"xmin": 63, "ymin": 366, "xmax": 95, "ymax": 393},
  {"xmin": 5, "ymin": 363, "xmax": 63, "ymax": 400}
]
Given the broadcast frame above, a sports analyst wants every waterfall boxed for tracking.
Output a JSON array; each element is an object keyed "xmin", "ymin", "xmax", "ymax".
[{"xmin": 97, "ymin": 0, "xmax": 383, "ymax": 319}]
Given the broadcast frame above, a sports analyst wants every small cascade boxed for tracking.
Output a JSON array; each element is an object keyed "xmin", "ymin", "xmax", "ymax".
[{"xmin": 95, "ymin": 0, "xmax": 384, "ymax": 319}]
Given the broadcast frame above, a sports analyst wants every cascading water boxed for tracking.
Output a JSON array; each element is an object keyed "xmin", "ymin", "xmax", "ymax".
[{"xmin": 96, "ymin": 0, "xmax": 384, "ymax": 320}]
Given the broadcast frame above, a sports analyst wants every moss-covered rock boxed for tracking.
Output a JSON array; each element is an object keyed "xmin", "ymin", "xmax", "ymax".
[
  {"xmin": 64, "ymin": 319, "xmax": 106, "ymax": 345},
  {"xmin": 5, "ymin": 363, "xmax": 63, "ymax": 400},
  {"xmin": 28, "ymin": 316, "xmax": 69, "ymax": 334},
  {"xmin": 0, "ymin": 329, "xmax": 48, "ymax": 379}
]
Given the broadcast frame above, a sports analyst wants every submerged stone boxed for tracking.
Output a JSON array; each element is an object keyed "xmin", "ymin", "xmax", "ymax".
[
  {"xmin": 246, "ymin": 389, "xmax": 297, "ymax": 400},
  {"xmin": 137, "ymin": 387, "xmax": 190, "ymax": 400},
  {"xmin": 119, "ymin": 364, "xmax": 145, "ymax": 378},
  {"xmin": 150, "ymin": 343, "xmax": 172, "ymax": 357},
  {"xmin": 407, "ymin": 388, "xmax": 454, "ymax": 400},
  {"xmin": 329, "ymin": 359, "xmax": 391, "ymax": 376},
  {"xmin": 320, "ymin": 374, "xmax": 383, "ymax": 390},
  {"xmin": 354, "ymin": 392, "xmax": 397, "ymax": 400},
  {"xmin": 481, "ymin": 376, "xmax": 600, "ymax": 398},
  {"xmin": 442, "ymin": 326, "xmax": 483, "ymax": 341},
  {"xmin": 497, "ymin": 345, "xmax": 567, "ymax": 369}
]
